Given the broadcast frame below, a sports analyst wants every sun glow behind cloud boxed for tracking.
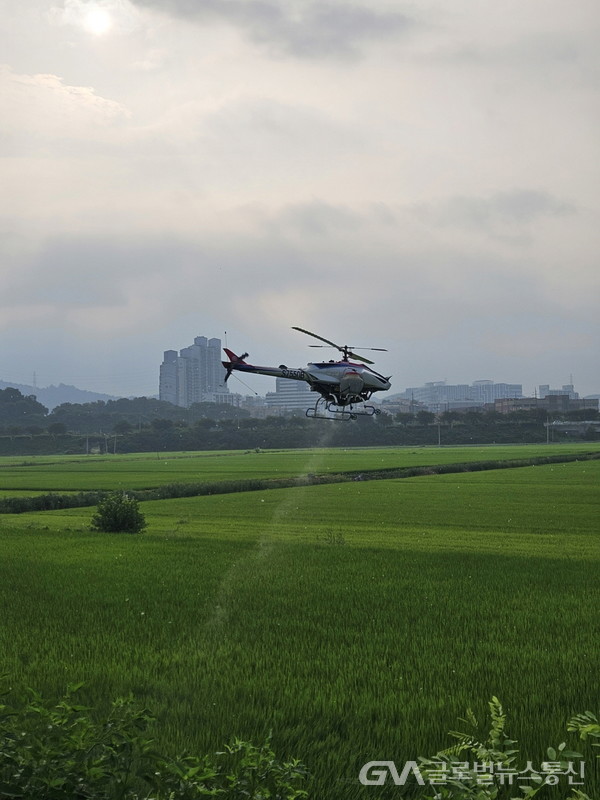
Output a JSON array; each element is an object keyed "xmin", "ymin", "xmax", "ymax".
[
  {"xmin": 50, "ymin": 0, "xmax": 139, "ymax": 37},
  {"xmin": 83, "ymin": 6, "xmax": 112, "ymax": 35}
]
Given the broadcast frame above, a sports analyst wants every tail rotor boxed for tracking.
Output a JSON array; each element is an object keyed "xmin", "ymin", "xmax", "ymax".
[{"xmin": 223, "ymin": 349, "xmax": 249, "ymax": 382}]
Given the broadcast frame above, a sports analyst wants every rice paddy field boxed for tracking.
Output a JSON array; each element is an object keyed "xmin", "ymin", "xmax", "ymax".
[
  {"xmin": 0, "ymin": 443, "xmax": 599, "ymax": 798},
  {"xmin": 0, "ymin": 442, "xmax": 597, "ymax": 490}
]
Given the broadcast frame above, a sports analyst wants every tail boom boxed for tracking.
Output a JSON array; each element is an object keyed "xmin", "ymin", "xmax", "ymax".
[{"xmin": 222, "ymin": 349, "xmax": 306, "ymax": 382}]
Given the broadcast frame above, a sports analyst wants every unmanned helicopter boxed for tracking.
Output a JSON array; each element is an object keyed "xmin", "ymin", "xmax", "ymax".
[{"xmin": 222, "ymin": 327, "xmax": 391, "ymax": 420}]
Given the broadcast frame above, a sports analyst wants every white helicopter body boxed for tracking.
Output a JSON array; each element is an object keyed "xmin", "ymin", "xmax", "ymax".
[{"xmin": 222, "ymin": 327, "xmax": 391, "ymax": 420}]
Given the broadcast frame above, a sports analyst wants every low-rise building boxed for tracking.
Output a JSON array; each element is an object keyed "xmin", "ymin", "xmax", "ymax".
[
  {"xmin": 539, "ymin": 383, "xmax": 579, "ymax": 400},
  {"xmin": 494, "ymin": 395, "xmax": 599, "ymax": 414},
  {"xmin": 396, "ymin": 380, "xmax": 522, "ymax": 412}
]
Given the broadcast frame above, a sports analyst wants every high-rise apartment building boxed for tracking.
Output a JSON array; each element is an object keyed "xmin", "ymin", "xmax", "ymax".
[{"xmin": 159, "ymin": 336, "xmax": 231, "ymax": 408}]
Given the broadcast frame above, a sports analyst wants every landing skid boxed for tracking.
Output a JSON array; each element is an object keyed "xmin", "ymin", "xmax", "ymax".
[{"xmin": 305, "ymin": 398, "xmax": 382, "ymax": 422}]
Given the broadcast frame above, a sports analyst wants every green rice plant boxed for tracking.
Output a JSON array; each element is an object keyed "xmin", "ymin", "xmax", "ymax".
[
  {"xmin": 416, "ymin": 697, "xmax": 589, "ymax": 798},
  {"xmin": 317, "ymin": 530, "xmax": 347, "ymax": 546},
  {"xmin": 2, "ymin": 447, "xmax": 598, "ymax": 515},
  {"xmin": 0, "ymin": 456, "xmax": 598, "ymax": 799},
  {"xmin": 0, "ymin": 443, "xmax": 598, "ymax": 494},
  {"xmin": 0, "ymin": 680, "xmax": 308, "ymax": 799}
]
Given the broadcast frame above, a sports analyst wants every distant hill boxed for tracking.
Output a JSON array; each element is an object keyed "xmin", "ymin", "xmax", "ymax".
[{"xmin": 0, "ymin": 381, "xmax": 119, "ymax": 411}]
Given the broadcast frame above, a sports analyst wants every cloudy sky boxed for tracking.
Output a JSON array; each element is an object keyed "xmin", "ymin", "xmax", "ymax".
[{"xmin": 2, "ymin": 0, "xmax": 599, "ymax": 398}]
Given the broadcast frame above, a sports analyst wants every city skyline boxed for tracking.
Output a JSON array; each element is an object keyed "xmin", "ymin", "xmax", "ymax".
[
  {"xmin": 1, "ymin": 2, "xmax": 599, "ymax": 397},
  {"xmin": 1, "ymin": 369, "xmax": 597, "ymax": 414},
  {"xmin": 2, "ymin": 339, "xmax": 598, "ymax": 402}
]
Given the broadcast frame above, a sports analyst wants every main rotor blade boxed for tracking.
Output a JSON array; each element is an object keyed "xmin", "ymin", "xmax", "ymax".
[
  {"xmin": 346, "ymin": 347, "xmax": 388, "ymax": 353},
  {"xmin": 347, "ymin": 352, "xmax": 375, "ymax": 364},
  {"xmin": 308, "ymin": 345, "xmax": 374, "ymax": 364},
  {"xmin": 306, "ymin": 340, "xmax": 387, "ymax": 354},
  {"xmin": 293, "ymin": 326, "xmax": 385, "ymax": 365},
  {"xmin": 292, "ymin": 326, "xmax": 342, "ymax": 351}
]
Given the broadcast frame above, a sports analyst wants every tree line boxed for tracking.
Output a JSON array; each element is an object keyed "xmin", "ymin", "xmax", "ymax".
[
  {"xmin": 0, "ymin": 388, "xmax": 246, "ymax": 435},
  {"xmin": 0, "ymin": 387, "xmax": 598, "ymax": 455}
]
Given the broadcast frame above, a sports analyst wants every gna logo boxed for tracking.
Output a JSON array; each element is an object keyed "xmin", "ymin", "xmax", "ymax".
[{"xmin": 358, "ymin": 761, "xmax": 425, "ymax": 786}]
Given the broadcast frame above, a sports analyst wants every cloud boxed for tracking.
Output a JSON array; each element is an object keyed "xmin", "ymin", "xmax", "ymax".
[
  {"xmin": 131, "ymin": 47, "xmax": 168, "ymax": 71},
  {"xmin": 129, "ymin": 0, "xmax": 414, "ymax": 59},
  {"xmin": 411, "ymin": 190, "xmax": 575, "ymax": 244},
  {"xmin": 2, "ymin": 0, "xmax": 598, "ymax": 395},
  {"xmin": 0, "ymin": 84, "xmax": 368, "ymax": 238},
  {"xmin": 481, "ymin": 326, "xmax": 595, "ymax": 360},
  {"xmin": 0, "ymin": 204, "xmax": 560, "ymax": 334},
  {"xmin": 429, "ymin": 34, "xmax": 581, "ymax": 72},
  {"xmin": 0, "ymin": 65, "xmax": 129, "ymax": 150},
  {"xmin": 1, "ymin": 203, "xmax": 598, "ymax": 395},
  {"xmin": 264, "ymin": 200, "xmax": 363, "ymax": 237}
]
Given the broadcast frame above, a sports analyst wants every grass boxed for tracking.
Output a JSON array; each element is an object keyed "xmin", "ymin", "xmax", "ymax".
[
  {"xmin": 0, "ymin": 442, "xmax": 598, "ymax": 492},
  {"xmin": 0, "ymin": 447, "xmax": 598, "ymax": 798}
]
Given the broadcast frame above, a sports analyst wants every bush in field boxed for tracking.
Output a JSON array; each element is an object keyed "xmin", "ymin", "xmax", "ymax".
[
  {"xmin": 0, "ymin": 681, "xmax": 308, "ymax": 799},
  {"xmin": 414, "ymin": 697, "xmax": 597, "ymax": 799},
  {"xmin": 90, "ymin": 491, "xmax": 147, "ymax": 533}
]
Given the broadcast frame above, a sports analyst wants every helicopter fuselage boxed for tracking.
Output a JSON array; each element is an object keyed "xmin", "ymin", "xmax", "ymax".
[{"xmin": 222, "ymin": 348, "xmax": 391, "ymax": 407}]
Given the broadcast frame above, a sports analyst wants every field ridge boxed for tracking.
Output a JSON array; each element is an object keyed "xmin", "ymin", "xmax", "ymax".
[{"xmin": 1, "ymin": 449, "xmax": 599, "ymax": 514}]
